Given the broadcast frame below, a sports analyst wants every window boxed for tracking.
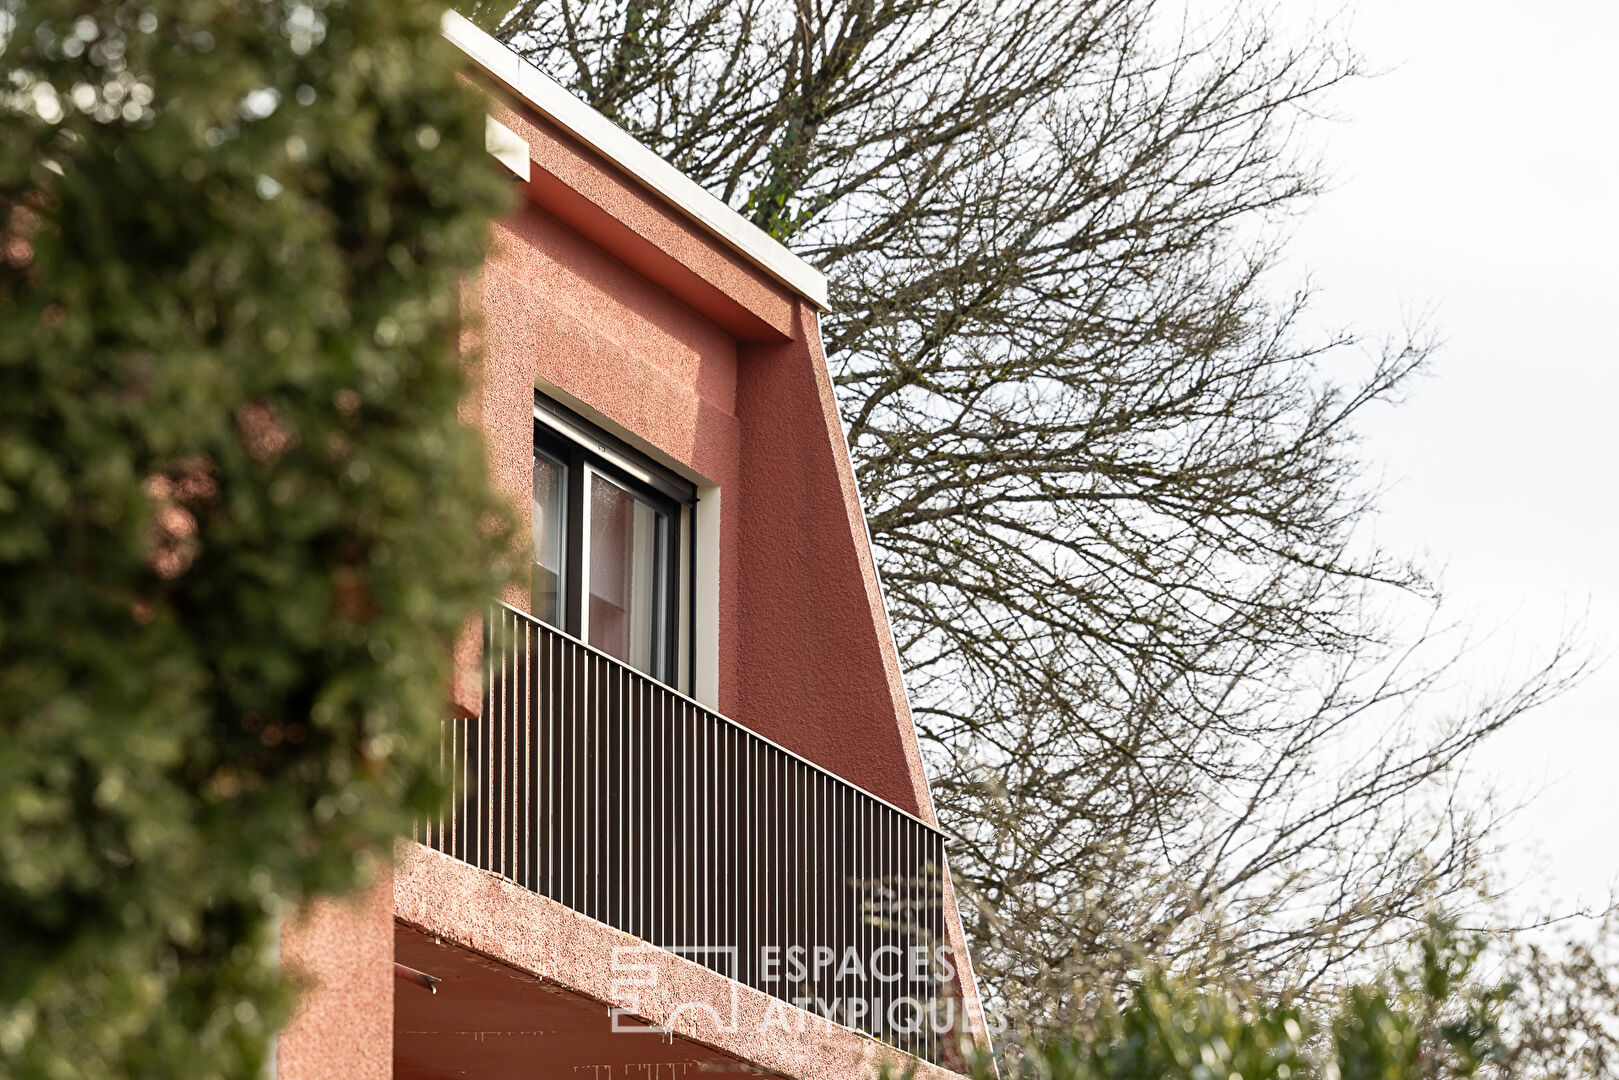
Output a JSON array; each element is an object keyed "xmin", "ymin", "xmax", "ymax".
[{"xmin": 531, "ymin": 396, "xmax": 694, "ymax": 686}]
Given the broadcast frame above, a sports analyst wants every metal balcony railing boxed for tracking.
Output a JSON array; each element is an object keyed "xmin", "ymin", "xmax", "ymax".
[{"xmin": 416, "ymin": 602, "xmax": 958, "ymax": 1064}]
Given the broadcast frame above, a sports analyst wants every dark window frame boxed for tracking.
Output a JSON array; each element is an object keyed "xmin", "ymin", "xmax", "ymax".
[{"xmin": 533, "ymin": 395, "xmax": 694, "ymax": 688}]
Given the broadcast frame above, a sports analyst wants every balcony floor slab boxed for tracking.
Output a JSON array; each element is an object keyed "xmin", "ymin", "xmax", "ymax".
[{"xmin": 394, "ymin": 841, "xmax": 970, "ymax": 1079}]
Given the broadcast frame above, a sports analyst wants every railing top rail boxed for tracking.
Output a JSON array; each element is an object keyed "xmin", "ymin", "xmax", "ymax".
[{"xmin": 493, "ymin": 599, "xmax": 948, "ymax": 840}]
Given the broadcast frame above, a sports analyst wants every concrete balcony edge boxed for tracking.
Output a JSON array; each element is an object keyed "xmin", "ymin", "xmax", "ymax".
[{"xmin": 393, "ymin": 840, "xmax": 971, "ymax": 1079}]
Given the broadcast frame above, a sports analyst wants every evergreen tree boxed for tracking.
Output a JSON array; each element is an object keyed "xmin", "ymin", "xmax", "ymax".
[{"xmin": 0, "ymin": 0, "xmax": 511, "ymax": 1072}]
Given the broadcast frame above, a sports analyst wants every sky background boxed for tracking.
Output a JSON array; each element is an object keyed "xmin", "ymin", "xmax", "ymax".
[{"xmin": 1270, "ymin": 0, "xmax": 1617, "ymax": 918}]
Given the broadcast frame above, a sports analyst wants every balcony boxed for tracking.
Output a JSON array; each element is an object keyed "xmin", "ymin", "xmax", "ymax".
[{"xmin": 414, "ymin": 602, "xmax": 958, "ymax": 1066}]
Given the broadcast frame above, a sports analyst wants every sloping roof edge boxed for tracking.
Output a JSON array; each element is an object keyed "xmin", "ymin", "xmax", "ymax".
[{"xmin": 442, "ymin": 10, "xmax": 830, "ymax": 311}]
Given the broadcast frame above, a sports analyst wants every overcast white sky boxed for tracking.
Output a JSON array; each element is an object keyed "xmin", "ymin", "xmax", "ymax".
[{"xmin": 1272, "ymin": 0, "xmax": 1618, "ymax": 916}]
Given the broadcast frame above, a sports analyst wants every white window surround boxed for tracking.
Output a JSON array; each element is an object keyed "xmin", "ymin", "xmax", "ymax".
[{"xmin": 533, "ymin": 380, "xmax": 722, "ymax": 710}]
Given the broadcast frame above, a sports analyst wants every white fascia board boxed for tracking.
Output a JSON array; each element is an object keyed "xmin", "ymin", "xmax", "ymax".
[{"xmin": 441, "ymin": 10, "xmax": 830, "ymax": 311}]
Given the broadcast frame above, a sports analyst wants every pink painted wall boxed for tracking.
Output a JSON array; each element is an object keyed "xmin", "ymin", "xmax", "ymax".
[{"xmin": 277, "ymin": 878, "xmax": 394, "ymax": 1080}]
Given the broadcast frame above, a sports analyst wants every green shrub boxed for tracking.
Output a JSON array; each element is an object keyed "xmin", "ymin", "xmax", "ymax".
[
  {"xmin": 972, "ymin": 918, "xmax": 1514, "ymax": 1080},
  {"xmin": 0, "ymin": 0, "xmax": 511, "ymax": 1071}
]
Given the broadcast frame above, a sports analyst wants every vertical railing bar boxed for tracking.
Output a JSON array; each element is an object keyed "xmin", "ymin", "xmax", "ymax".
[
  {"xmin": 523, "ymin": 617, "xmax": 531, "ymax": 890},
  {"xmin": 706, "ymin": 706, "xmax": 714, "ymax": 956},
  {"xmin": 552, "ymin": 628, "xmax": 561, "ymax": 900},
  {"xmin": 694, "ymin": 698, "xmax": 701, "ymax": 953},
  {"xmin": 631, "ymin": 671, "xmax": 639, "ymax": 940},
  {"xmin": 677, "ymin": 698, "xmax": 685, "ymax": 950},
  {"xmin": 477, "ymin": 611, "xmax": 485, "ymax": 873},
  {"xmin": 629, "ymin": 665, "xmax": 638, "ymax": 940},
  {"xmin": 566, "ymin": 639, "xmax": 575, "ymax": 913},
  {"xmin": 697, "ymin": 701, "xmax": 704, "ymax": 953},
  {"xmin": 811, "ymin": 768, "xmax": 819, "ymax": 1010},
  {"xmin": 591, "ymin": 652, "xmax": 600, "ymax": 922},
  {"xmin": 800, "ymin": 761, "xmax": 807, "ymax": 1009},
  {"xmin": 620, "ymin": 661, "xmax": 628, "ymax": 933},
  {"xmin": 593, "ymin": 648, "xmax": 598, "ymax": 919},
  {"xmin": 501, "ymin": 612, "xmax": 508, "ymax": 880},
  {"xmin": 662, "ymin": 683, "xmax": 668, "ymax": 950},
  {"xmin": 749, "ymin": 727, "xmax": 754, "ymax": 985},
  {"xmin": 897, "ymin": 805, "xmax": 904, "ymax": 1048},
  {"xmin": 568, "ymin": 640, "xmax": 575, "ymax": 915},
  {"xmin": 889, "ymin": 799, "xmax": 897, "ymax": 1046},
  {"xmin": 500, "ymin": 608, "xmax": 509, "ymax": 880},
  {"xmin": 592, "ymin": 647, "xmax": 599, "ymax": 919},
  {"xmin": 584, "ymin": 643, "xmax": 590, "ymax": 918},
  {"xmin": 654, "ymin": 681, "xmax": 663, "ymax": 949},
  {"xmin": 706, "ymin": 704, "xmax": 713, "ymax": 956},
  {"xmin": 831, "ymin": 772, "xmax": 839, "ymax": 1016},
  {"xmin": 694, "ymin": 698, "xmax": 702, "ymax": 952},
  {"xmin": 708, "ymin": 709, "xmax": 715, "ymax": 958},
  {"xmin": 902, "ymin": 811, "xmax": 909, "ymax": 1053},
  {"xmin": 545, "ymin": 627, "xmax": 554, "ymax": 898},
  {"xmin": 498, "ymin": 607, "xmax": 507, "ymax": 876},
  {"xmin": 618, "ymin": 666, "xmax": 625, "ymax": 934},
  {"xmin": 515, "ymin": 616, "xmax": 523, "ymax": 886},
  {"xmin": 654, "ymin": 678, "xmax": 662, "ymax": 947},
  {"xmin": 911, "ymin": 816, "xmax": 918, "ymax": 1057},
  {"xmin": 864, "ymin": 789, "xmax": 872, "ymax": 1040},
  {"xmin": 913, "ymin": 816, "xmax": 926, "ymax": 1049},
  {"xmin": 894, "ymin": 803, "xmax": 901, "ymax": 1046},
  {"xmin": 641, "ymin": 668, "xmax": 646, "ymax": 938},
  {"xmin": 817, "ymin": 768, "xmax": 825, "ymax": 1011},
  {"xmin": 496, "ymin": 609, "xmax": 504, "ymax": 880},
  {"xmin": 789, "ymin": 759, "xmax": 796, "ymax": 1005},
  {"xmin": 702, "ymin": 708, "xmax": 710, "ymax": 955},
  {"xmin": 476, "ymin": 613, "xmax": 486, "ymax": 872},
  {"xmin": 502, "ymin": 606, "xmax": 509, "ymax": 880},
  {"xmin": 507, "ymin": 607, "xmax": 513, "ymax": 882},
  {"xmin": 451, "ymin": 664, "xmax": 459, "ymax": 862},
  {"xmin": 779, "ymin": 735, "xmax": 786, "ymax": 1000},
  {"xmin": 766, "ymin": 733, "xmax": 774, "ymax": 997},
  {"xmin": 617, "ymin": 660, "xmax": 624, "ymax": 930},
  {"xmin": 729, "ymin": 724, "xmax": 735, "ymax": 982},
  {"xmin": 881, "ymin": 792, "xmax": 888, "ymax": 1044},
  {"xmin": 692, "ymin": 701, "xmax": 699, "ymax": 953},
  {"xmin": 531, "ymin": 616, "xmax": 538, "ymax": 892}
]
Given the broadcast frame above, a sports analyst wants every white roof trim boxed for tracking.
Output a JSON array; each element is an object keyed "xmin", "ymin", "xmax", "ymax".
[{"xmin": 442, "ymin": 10, "xmax": 829, "ymax": 311}]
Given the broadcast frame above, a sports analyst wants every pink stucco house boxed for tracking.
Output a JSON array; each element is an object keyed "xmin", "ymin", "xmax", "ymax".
[{"xmin": 274, "ymin": 14, "xmax": 990, "ymax": 1078}]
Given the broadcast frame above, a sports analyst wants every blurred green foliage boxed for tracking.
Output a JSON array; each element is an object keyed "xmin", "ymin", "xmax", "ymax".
[
  {"xmin": 0, "ymin": 0, "xmax": 512, "ymax": 1071},
  {"xmin": 967, "ymin": 917, "xmax": 1516, "ymax": 1080}
]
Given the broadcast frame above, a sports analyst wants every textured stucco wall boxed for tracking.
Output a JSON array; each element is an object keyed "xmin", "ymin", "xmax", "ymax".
[
  {"xmin": 277, "ymin": 876, "xmax": 394, "ymax": 1080},
  {"xmin": 733, "ymin": 305, "xmax": 935, "ymax": 818}
]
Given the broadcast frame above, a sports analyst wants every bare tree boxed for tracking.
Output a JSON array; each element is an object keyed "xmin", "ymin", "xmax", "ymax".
[
  {"xmin": 468, "ymin": 0, "xmax": 1586, "ymax": 1034},
  {"xmin": 1495, "ymin": 910, "xmax": 1619, "ymax": 1078}
]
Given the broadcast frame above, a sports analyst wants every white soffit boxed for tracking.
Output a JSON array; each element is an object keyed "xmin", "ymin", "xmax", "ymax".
[{"xmin": 441, "ymin": 10, "xmax": 830, "ymax": 311}]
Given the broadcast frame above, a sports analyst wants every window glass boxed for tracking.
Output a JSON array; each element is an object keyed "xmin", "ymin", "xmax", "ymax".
[
  {"xmin": 532, "ymin": 451, "xmax": 567, "ymax": 627},
  {"xmin": 588, "ymin": 472, "xmax": 668, "ymax": 677}
]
